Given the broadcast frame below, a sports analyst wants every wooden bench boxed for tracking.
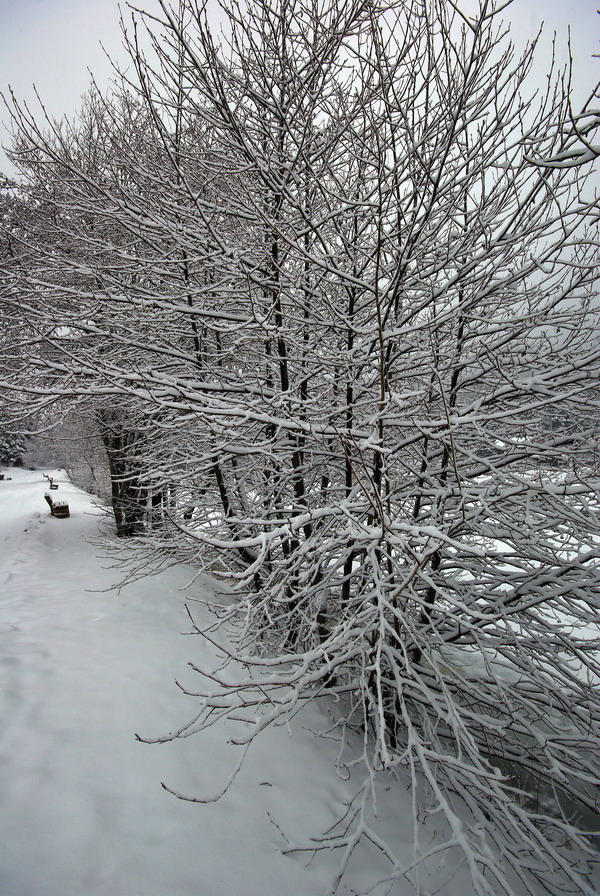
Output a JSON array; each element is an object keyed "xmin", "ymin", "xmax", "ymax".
[
  {"xmin": 44, "ymin": 492, "xmax": 70, "ymax": 518},
  {"xmin": 43, "ymin": 474, "xmax": 59, "ymax": 490}
]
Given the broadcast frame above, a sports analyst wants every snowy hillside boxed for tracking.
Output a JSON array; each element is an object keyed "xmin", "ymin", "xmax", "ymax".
[{"xmin": 0, "ymin": 469, "xmax": 597, "ymax": 896}]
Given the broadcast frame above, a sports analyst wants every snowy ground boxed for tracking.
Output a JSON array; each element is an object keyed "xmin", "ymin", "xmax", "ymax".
[
  {"xmin": 0, "ymin": 468, "xmax": 594, "ymax": 896},
  {"xmin": 0, "ymin": 469, "xmax": 409, "ymax": 896}
]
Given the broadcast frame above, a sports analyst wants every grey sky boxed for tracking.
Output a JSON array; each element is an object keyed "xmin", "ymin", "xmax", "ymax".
[{"xmin": 0, "ymin": 0, "xmax": 598, "ymax": 176}]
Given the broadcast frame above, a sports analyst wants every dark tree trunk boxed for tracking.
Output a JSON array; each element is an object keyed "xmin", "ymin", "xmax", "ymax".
[{"xmin": 97, "ymin": 413, "xmax": 148, "ymax": 537}]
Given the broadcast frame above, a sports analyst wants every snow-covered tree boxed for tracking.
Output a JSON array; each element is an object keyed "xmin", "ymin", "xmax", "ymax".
[{"xmin": 1, "ymin": 0, "xmax": 600, "ymax": 893}]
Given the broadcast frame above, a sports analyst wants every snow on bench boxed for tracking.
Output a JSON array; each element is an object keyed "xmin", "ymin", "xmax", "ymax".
[{"xmin": 44, "ymin": 492, "xmax": 70, "ymax": 519}]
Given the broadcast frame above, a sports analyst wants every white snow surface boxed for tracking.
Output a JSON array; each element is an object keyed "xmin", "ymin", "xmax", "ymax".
[
  {"xmin": 1, "ymin": 468, "xmax": 583, "ymax": 896},
  {"xmin": 0, "ymin": 469, "xmax": 411, "ymax": 896}
]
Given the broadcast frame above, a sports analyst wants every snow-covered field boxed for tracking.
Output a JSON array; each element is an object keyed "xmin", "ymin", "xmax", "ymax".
[{"xmin": 1, "ymin": 468, "xmax": 596, "ymax": 896}]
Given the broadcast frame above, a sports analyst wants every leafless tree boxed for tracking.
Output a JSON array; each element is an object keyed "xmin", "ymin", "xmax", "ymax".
[{"xmin": 1, "ymin": 1, "xmax": 600, "ymax": 893}]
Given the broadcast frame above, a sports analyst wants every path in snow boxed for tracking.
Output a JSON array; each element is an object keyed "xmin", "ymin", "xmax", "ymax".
[{"xmin": 0, "ymin": 469, "xmax": 370, "ymax": 896}]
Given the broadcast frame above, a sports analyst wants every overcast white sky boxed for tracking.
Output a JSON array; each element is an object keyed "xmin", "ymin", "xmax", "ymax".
[{"xmin": 0, "ymin": 0, "xmax": 598, "ymax": 176}]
